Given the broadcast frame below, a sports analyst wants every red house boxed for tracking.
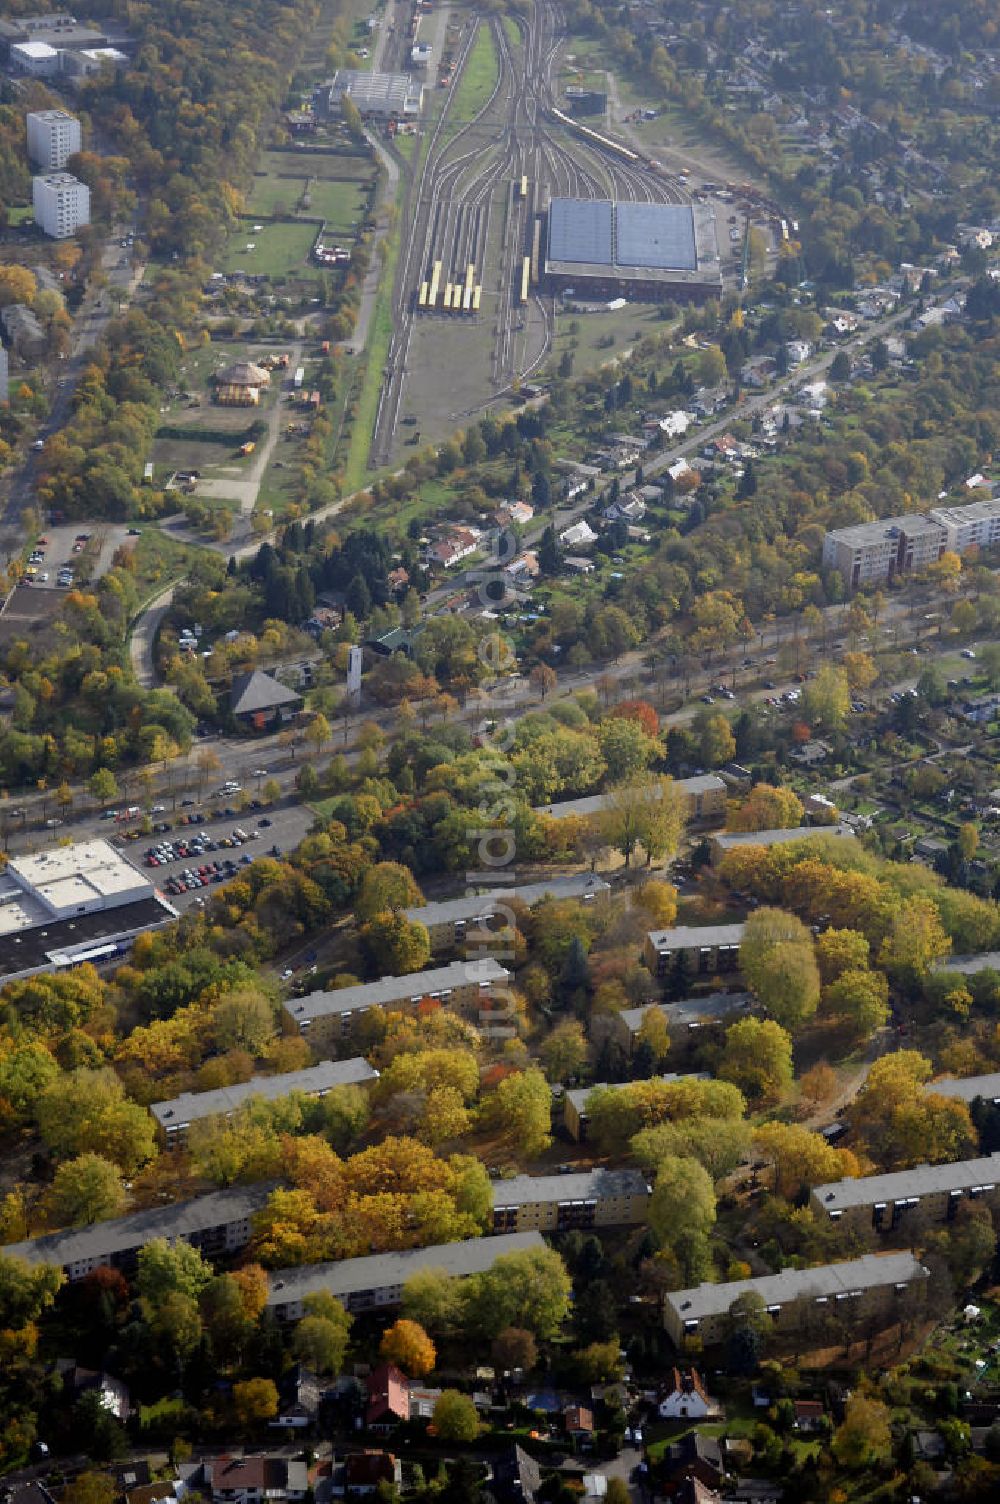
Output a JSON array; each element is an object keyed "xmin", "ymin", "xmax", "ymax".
[{"xmin": 365, "ymin": 1362, "xmax": 409, "ymax": 1429}]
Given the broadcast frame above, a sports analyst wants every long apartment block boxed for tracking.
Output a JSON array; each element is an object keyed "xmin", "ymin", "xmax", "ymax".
[
  {"xmin": 810, "ymin": 1152, "xmax": 1000, "ymax": 1234},
  {"xmin": 664, "ymin": 1251, "xmax": 928, "ymax": 1346},
  {"xmin": 151, "ymin": 1058, "xmax": 379, "ymax": 1148},
  {"xmin": 5, "ymin": 1184, "xmax": 274, "ymax": 1281},
  {"xmin": 266, "ymin": 1231, "xmax": 545, "ymax": 1321},
  {"xmin": 283, "ymin": 958, "xmax": 510, "ymax": 1048},
  {"xmin": 491, "ymin": 1168, "xmax": 650, "ymax": 1234}
]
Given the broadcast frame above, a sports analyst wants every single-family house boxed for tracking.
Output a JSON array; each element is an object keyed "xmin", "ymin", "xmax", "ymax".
[
  {"xmin": 182, "ymin": 1457, "xmax": 308, "ymax": 1504},
  {"xmin": 665, "ymin": 1433, "xmax": 725, "ymax": 1491},
  {"xmin": 230, "ymin": 669, "xmax": 303, "ymax": 731},
  {"xmin": 657, "ymin": 1368, "xmax": 721, "ymax": 1420},
  {"xmin": 559, "ymin": 519, "xmax": 597, "ymax": 550},
  {"xmin": 365, "ymin": 1363, "xmax": 410, "ymax": 1430},
  {"xmin": 793, "ymin": 1400, "xmax": 827, "ymax": 1433},
  {"xmin": 273, "ymin": 1365, "xmax": 323, "ymax": 1428},
  {"xmin": 563, "ymin": 1403, "xmax": 594, "ymax": 1440},
  {"xmin": 343, "ymin": 1452, "xmax": 401, "ymax": 1498}
]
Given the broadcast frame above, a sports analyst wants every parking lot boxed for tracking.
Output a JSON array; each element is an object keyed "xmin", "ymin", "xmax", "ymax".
[
  {"xmin": 22, "ymin": 522, "xmax": 137, "ymax": 591},
  {"xmin": 114, "ymin": 800, "xmax": 315, "ymax": 911}
]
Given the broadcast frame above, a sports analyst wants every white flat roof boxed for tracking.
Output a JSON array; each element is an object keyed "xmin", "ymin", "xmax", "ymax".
[
  {"xmin": 13, "ymin": 40, "xmax": 60, "ymax": 57},
  {"xmin": 9, "ymin": 839, "xmax": 151, "ymax": 917}
]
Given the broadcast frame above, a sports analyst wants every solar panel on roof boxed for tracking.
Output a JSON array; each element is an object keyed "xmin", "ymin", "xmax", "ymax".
[
  {"xmin": 548, "ymin": 198, "xmax": 613, "ymax": 266},
  {"xmin": 615, "ymin": 202, "xmax": 697, "ymax": 270}
]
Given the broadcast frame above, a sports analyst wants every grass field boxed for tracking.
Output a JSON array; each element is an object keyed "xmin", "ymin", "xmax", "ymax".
[
  {"xmin": 449, "ymin": 22, "xmax": 499, "ymax": 125},
  {"xmin": 341, "ymin": 228, "xmax": 400, "ymax": 495},
  {"xmin": 218, "ymin": 219, "xmax": 317, "ymax": 276},
  {"xmin": 247, "ymin": 168, "xmax": 373, "ymax": 229},
  {"xmin": 307, "ymin": 178, "xmax": 371, "ymax": 232},
  {"xmin": 259, "ymin": 149, "xmax": 373, "ymax": 181}
]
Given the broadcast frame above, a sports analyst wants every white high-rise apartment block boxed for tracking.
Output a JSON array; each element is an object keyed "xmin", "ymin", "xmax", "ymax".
[
  {"xmin": 32, "ymin": 172, "xmax": 90, "ymax": 240},
  {"xmin": 929, "ymin": 497, "xmax": 1000, "ymax": 557},
  {"xmin": 26, "ymin": 109, "xmax": 82, "ymax": 170}
]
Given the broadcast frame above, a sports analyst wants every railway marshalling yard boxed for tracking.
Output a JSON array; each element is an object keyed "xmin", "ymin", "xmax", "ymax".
[{"xmin": 371, "ymin": 0, "xmax": 770, "ymax": 469}]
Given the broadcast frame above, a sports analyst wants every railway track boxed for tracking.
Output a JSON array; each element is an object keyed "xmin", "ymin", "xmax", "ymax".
[{"xmin": 368, "ymin": 0, "xmax": 694, "ymax": 467}]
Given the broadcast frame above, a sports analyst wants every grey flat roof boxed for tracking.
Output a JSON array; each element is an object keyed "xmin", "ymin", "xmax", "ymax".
[
  {"xmin": 647, "ymin": 923, "xmax": 746, "ymax": 950},
  {"xmin": 619, "ymin": 993, "xmax": 752, "ymax": 1035},
  {"xmin": 534, "ymin": 774, "xmax": 724, "ymax": 820},
  {"xmin": 492, "ymin": 1168, "xmax": 648, "ymax": 1208},
  {"xmin": 925, "ymin": 1073, "xmax": 1000, "ymax": 1104},
  {"xmin": 713, "ymin": 825, "xmax": 855, "ymax": 851},
  {"xmin": 266, "ymin": 1230, "xmax": 544, "ymax": 1308},
  {"xmin": 549, "ymin": 198, "xmax": 614, "ymax": 266},
  {"xmin": 287, "ymin": 958, "xmax": 509, "ymax": 1023},
  {"xmin": 617, "ymin": 201, "xmax": 696, "ymax": 270},
  {"xmin": 565, "ymin": 1074, "xmax": 708, "ymax": 1114},
  {"xmin": 330, "ymin": 69, "xmax": 419, "ymax": 113},
  {"xmin": 151, "ymin": 1058, "xmax": 378, "ymax": 1131},
  {"xmin": 5, "ymin": 1183, "xmax": 275, "ymax": 1270},
  {"xmin": 813, "ymin": 1153, "xmax": 1000, "ymax": 1214},
  {"xmin": 548, "ymin": 198, "xmax": 700, "ymax": 273},
  {"xmin": 405, "ymin": 874, "xmax": 610, "ymax": 929},
  {"xmin": 667, "ymin": 1251, "xmax": 927, "ymax": 1324}
]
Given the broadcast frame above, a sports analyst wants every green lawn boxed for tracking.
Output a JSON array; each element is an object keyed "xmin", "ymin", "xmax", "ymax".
[
  {"xmin": 307, "ymin": 178, "xmax": 372, "ymax": 232},
  {"xmin": 341, "ymin": 225, "xmax": 400, "ymax": 495},
  {"xmin": 247, "ymin": 174, "xmax": 311, "ymax": 216},
  {"xmin": 218, "ymin": 218, "xmax": 318, "ymax": 277},
  {"xmin": 247, "ymin": 171, "xmax": 372, "ymax": 232},
  {"xmin": 259, "ymin": 149, "xmax": 374, "ymax": 181},
  {"xmin": 449, "ymin": 22, "xmax": 499, "ymax": 124}
]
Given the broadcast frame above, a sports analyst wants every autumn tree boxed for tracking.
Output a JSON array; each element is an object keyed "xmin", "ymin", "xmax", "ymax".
[
  {"xmin": 822, "ymin": 967, "xmax": 889, "ymax": 1040},
  {"xmin": 0, "ymin": 265, "xmax": 37, "ymax": 308},
  {"xmin": 631, "ymin": 1116, "xmax": 750, "ymax": 1181},
  {"xmin": 465, "ymin": 1245, "xmax": 572, "ymax": 1340},
  {"xmin": 740, "ymin": 908, "xmax": 820, "ymax": 1030},
  {"xmin": 600, "ymin": 774, "xmax": 686, "ymax": 868},
  {"xmin": 292, "ymin": 1291, "xmax": 352, "ymax": 1375},
  {"xmin": 36, "ymin": 1068, "xmax": 157, "ymax": 1175},
  {"xmin": 753, "ymin": 1122, "xmax": 860, "ymax": 1197},
  {"xmin": 360, "ymin": 912, "xmax": 431, "ymax": 975},
  {"xmin": 815, "ymin": 927, "xmax": 870, "ymax": 984},
  {"xmin": 850, "ymin": 1051, "xmax": 976, "ymax": 1169},
  {"xmin": 727, "ymin": 783, "xmax": 804, "ymax": 833},
  {"xmin": 539, "ymin": 1019, "xmax": 588, "ymax": 1083},
  {"xmin": 380, "ymin": 1317, "xmax": 436, "ymax": 1376},
  {"xmin": 632, "ymin": 880, "xmax": 678, "ymax": 928},
  {"xmin": 878, "ymin": 896, "xmax": 951, "ymax": 989},
  {"xmin": 488, "ymin": 1067, "xmax": 552, "ymax": 1156},
  {"xmin": 634, "ymin": 1004, "xmax": 671, "ymax": 1068},
  {"xmin": 432, "ymin": 1389, "xmax": 479, "ymax": 1441},
  {"xmin": 356, "ymin": 861, "xmax": 424, "ymax": 922},
  {"xmin": 697, "ymin": 712, "xmax": 737, "ymax": 768},
  {"xmin": 491, "ymin": 1326, "xmax": 538, "ymax": 1373},
  {"xmin": 232, "ymin": 1377, "xmax": 279, "ymax": 1431},
  {"xmin": 832, "ymin": 1394, "xmax": 892, "ymax": 1469},
  {"xmin": 803, "ymin": 663, "xmax": 851, "ymax": 732},
  {"xmin": 842, "ymin": 651, "xmax": 878, "ymax": 692},
  {"xmin": 649, "ymin": 1155, "xmax": 716, "ymax": 1281},
  {"xmin": 0, "ymin": 1253, "xmax": 63, "ymax": 1331},
  {"xmin": 45, "ymin": 1153, "xmax": 125, "ymax": 1228},
  {"xmin": 719, "ymin": 1017, "xmax": 794, "ymax": 1104}
]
